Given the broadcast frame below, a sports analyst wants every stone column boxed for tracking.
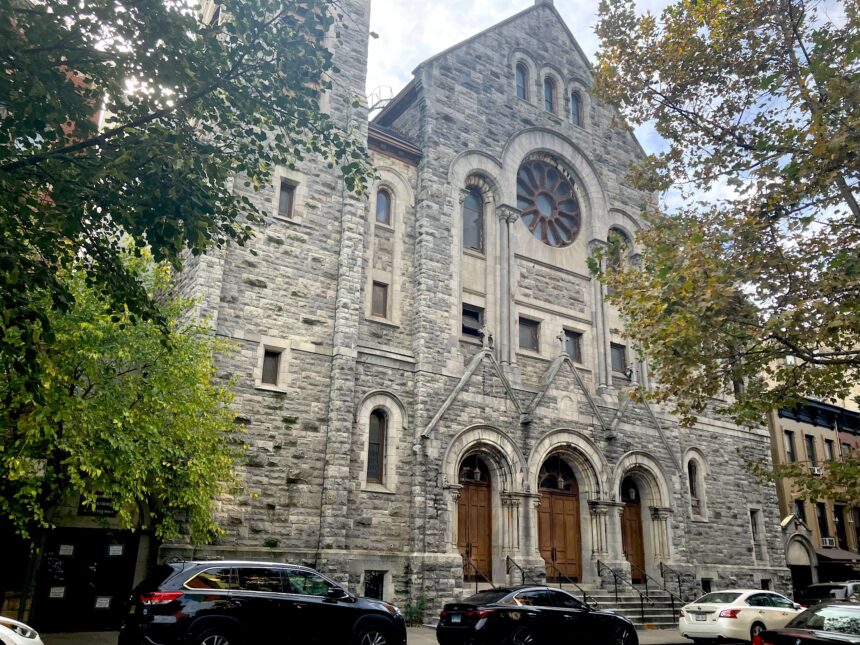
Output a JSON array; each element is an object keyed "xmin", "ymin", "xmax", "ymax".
[
  {"xmin": 496, "ymin": 205, "xmax": 521, "ymax": 367},
  {"xmin": 650, "ymin": 506, "xmax": 673, "ymax": 563},
  {"xmin": 444, "ymin": 485, "xmax": 463, "ymax": 552},
  {"xmin": 588, "ymin": 239, "xmax": 612, "ymax": 392},
  {"xmin": 588, "ymin": 501, "xmax": 612, "ymax": 557},
  {"xmin": 501, "ymin": 493, "xmax": 522, "ymax": 553}
]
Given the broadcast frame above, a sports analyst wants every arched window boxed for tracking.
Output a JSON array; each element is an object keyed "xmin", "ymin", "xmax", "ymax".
[
  {"xmin": 516, "ymin": 63, "xmax": 529, "ymax": 100},
  {"xmin": 367, "ymin": 410, "xmax": 387, "ymax": 484},
  {"xmin": 375, "ymin": 189, "xmax": 391, "ymax": 226},
  {"xmin": 607, "ymin": 227, "xmax": 632, "ymax": 269},
  {"xmin": 571, "ymin": 92, "xmax": 583, "ymax": 126},
  {"xmin": 544, "ymin": 77, "xmax": 557, "ymax": 113},
  {"xmin": 463, "ymin": 186, "xmax": 484, "ymax": 252},
  {"xmin": 688, "ymin": 460, "xmax": 698, "ymax": 498}
]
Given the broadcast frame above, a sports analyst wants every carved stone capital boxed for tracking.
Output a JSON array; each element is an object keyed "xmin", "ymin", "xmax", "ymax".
[
  {"xmin": 650, "ymin": 506, "xmax": 673, "ymax": 521},
  {"xmin": 444, "ymin": 483, "xmax": 463, "ymax": 503},
  {"xmin": 496, "ymin": 204, "xmax": 521, "ymax": 224}
]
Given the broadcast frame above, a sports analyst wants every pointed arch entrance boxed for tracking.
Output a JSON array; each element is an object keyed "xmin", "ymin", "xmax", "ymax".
[
  {"xmin": 458, "ymin": 454, "xmax": 492, "ymax": 581},
  {"xmin": 621, "ymin": 476, "xmax": 646, "ymax": 583},
  {"xmin": 538, "ymin": 455, "xmax": 582, "ymax": 581}
]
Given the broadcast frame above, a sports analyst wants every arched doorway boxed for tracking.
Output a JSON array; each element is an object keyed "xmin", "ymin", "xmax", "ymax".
[
  {"xmin": 621, "ymin": 476, "xmax": 646, "ymax": 583},
  {"xmin": 458, "ymin": 454, "xmax": 492, "ymax": 581},
  {"xmin": 538, "ymin": 455, "xmax": 582, "ymax": 582}
]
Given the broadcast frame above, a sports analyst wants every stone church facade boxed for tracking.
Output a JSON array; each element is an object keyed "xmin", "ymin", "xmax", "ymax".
[{"xmin": 167, "ymin": 0, "xmax": 790, "ymax": 612}]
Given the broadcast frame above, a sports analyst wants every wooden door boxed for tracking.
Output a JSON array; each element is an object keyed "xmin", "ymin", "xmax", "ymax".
[
  {"xmin": 621, "ymin": 499, "xmax": 645, "ymax": 583},
  {"xmin": 458, "ymin": 481, "xmax": 492, "ymax": 581},
  {"xmin": 539, "ymin": 491, "xmax": 582, "ymax": 581}
]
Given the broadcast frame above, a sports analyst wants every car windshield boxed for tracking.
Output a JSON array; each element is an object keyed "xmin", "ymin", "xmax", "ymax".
[
  {"xmin": 694, "ymin": 592, "xmax": 742, "ymax": 604},
  {"xmin": 789, "ymin": 605, "xmax": 860, "ymax": 635},
  {"xmin": 463, "ymin": 590, "xmax": 513, "ymax": 605},
  {"xmin": 802, "ymin": 585, "xmax": 849, "ymax": 600}
]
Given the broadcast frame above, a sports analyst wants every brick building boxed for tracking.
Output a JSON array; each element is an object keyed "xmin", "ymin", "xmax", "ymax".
[{"xmin": 165, "ymin": 0, "xmax": 790, "ymax": 615}]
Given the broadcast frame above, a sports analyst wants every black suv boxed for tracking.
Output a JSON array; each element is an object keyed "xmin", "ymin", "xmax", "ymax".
[{"xmin": 118, "ymin": 560, "xmax": 407, "ymax": 645}]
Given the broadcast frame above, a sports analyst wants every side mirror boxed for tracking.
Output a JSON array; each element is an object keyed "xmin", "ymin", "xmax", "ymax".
[
  {"xmin": 326, "ymin": 586, "xmax": 351, "ymax": 601},
  {"xmin": 793, "ymin": 603, "xmax": 802, "ymax": 610}
]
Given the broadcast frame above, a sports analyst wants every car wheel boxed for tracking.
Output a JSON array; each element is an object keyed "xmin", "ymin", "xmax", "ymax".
[
  {"xmin": 355, "ymin": 625, "xmax": 391, "ymax": 645},
  {"xmin": 750, "ymin": 622, "xmax": 766, "ymax": 641},
  {"xmin": 194, "ymin": 629, "xmax": 237, "ymax": 645},
  {"xmin": 511, "ymin": 628, "xmax": 536, "ymax": 645},
  {"xmin": 613, "ymin": 624, "xmax": 638, "ymax": 645}
]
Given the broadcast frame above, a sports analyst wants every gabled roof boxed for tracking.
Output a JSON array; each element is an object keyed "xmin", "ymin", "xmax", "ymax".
[
  {"xmin": 374, "ymin": 2, "xmax": 594, "ymax": 128},
  {"xmin": 416, "ymin": 2, "xmax": 593, "ymax": 79}
]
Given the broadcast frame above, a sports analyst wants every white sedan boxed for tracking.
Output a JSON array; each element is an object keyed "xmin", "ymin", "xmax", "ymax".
[
  {"xmin": 0, "ymin": 618, "xmax": 44, "ymax": 645},
  {"xmin": 679, "ymin": 589, "xmax": 804, "ymax": 643}
]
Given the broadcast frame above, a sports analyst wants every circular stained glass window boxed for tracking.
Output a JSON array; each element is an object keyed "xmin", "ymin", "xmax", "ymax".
[{"xmin": 516, "ymin": 159, "xmax": 581, "ymax": 247}]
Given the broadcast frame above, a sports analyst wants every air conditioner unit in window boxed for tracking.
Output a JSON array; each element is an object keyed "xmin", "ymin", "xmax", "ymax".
[
  {"xmin": 821, "ymin": 537, "xmax": 836, "ymax": 548},
  {"xmin": 811, "ymin": 466, "xmax": 823, "ymax": 476}
]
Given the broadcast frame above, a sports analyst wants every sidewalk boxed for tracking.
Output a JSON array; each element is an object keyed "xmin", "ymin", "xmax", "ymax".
[{"xmin": 41, "ymin": 627, "xmax": 692, "ymax": 644}]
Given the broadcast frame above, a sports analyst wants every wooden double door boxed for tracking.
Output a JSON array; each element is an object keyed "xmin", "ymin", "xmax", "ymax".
[
  {"xmin": 458, "ymin": 480, "xmax": 492, "ymax": 581},
  {"xmin": 621, "ymin": 477, "xmax": 646, "ymax": 583},
  {"xmin": 538, "ymin": 490, "xmax": 582, "ymax": 581}
]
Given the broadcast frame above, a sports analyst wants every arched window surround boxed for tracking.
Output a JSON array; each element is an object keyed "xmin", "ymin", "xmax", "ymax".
[
  {"xmin": 375, "ymin": 187, "xmax": 393, "ymax": 227},
  {"xmin": 543, "ymin": 76, "xmax": 558, "ymax": 114},
  {"xmin": 684, "ymin": 449, "xmax": 710, "ymax": 521},
  {"xmin": 356, "ymin": 391, "xmax": 406, "ymax": 493},
  {"xmin": 367, "ymin": 409, "xmax": 387, "ymax": 484},
  {"xmin": 509, "ymin": 52, "xmax": 537, "ymax": 106},
  {"xmin": 515, "ymin": 62, "xmax": 529, "ymax": 101}
]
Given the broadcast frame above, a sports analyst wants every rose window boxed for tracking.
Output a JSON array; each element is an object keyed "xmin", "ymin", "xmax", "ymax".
[{"xmin": 516, "ymin": 159, "xmax": 581, "ymax": 247}]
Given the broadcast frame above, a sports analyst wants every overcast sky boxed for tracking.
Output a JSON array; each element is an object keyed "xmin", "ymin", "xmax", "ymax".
[{"xmin": 365, "ymin": 0, "xmax": 674, "ymax": 155}]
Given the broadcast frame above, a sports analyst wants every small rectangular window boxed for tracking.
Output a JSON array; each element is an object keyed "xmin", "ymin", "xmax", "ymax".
[
  {"xmin": 462, "ymin": 304, "xmax": 484, "ymax": 338},
  {"xmin": 784, "ymin": 430, "xmax": 796, "ymax": 463},
  {"xmin": 371, "ymin": 282, "xmax": 388, "ymax": 318},
  {"xmin": 805, "ymin": 435, "xmax": 817, "ymax": 466},
  {"xmin": 750, "ymin": 509, "xmax": 761, "ymax": 540},
  {"xmin": 794, "ymin": 500, "xmax": 807, "ymax": 523},
  {"xmin": 701, "ymin": 579, "xmax": 713, "ymax": 593},
  {"xmin": 278, "ymin": 180, "xmax": 295, "ymax": 218},
  {"xmin": 519, "ymin": 318, "xmax": 540, "ymax": 352},
  {"xmin": 564, "ymin": 330, "xmax": 582, "ymax": 363},
  {"xmin": 610, "ymin": 343, "xmax": 627, "ymax": 373},
  {"xmin": 817, "ymin": 502, "xmax": 830, "ymax": 538},
  {"xmin": 261, "ymin": 350, "xmax": 281, "ymax": 385},
  {"xmin": 760, "ymin": 579, "xmax": 771, "ymax": 591},
  {"xmin": 364, "ymin": 570, "xmax": 386, "ymax": 600},
  {"xmin": 825, "ymin": 439, "xmax": 834, "ymax": 461}
]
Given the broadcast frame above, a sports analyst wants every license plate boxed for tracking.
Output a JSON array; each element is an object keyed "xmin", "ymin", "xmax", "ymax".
[
  {"xmin": 451, "ymin": 614, "xmax": 461, "ymax": 624},
  {"xmin": 696, "ymin": 614, "xmax": 707, "ymax": 621}
]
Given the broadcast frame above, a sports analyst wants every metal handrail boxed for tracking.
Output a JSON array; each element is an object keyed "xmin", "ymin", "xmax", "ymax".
[
  {"xmin": 628, "ymin": 561, "xmax": 682, "ymax": 621},
  {"xmin": 505, "ymin": 556, "xmax": 540, "ymax": 586},
  {"xmin": 463, "ymin": 555, "xmax": 496, "ymax": 594},
  {"xmin": 545, "ymin": 560, "xmax": 600, "ymax": 609},
  {"xmin": 660, "ymin": 562, "xmax": 705, "ymax": 602},
  {"xmin": 596, "ymin": 559, "xmax": 654, "ymax": 623}
]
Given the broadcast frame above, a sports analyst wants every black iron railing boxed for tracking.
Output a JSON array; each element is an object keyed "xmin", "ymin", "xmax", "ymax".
[
  {"xmin": 505, "ymin": 556, "xmax": 539, "ymax": 586},
  {"xmin": 628, "ymin": 562, "xmax": 683, "ymax": 621},
  {"xmin": 463, "ymin": 550, "xmax": 495, "ymax": 594},
  {"xmin": 660, "ymin": 562, "xmax": 705, "ymax": 602},
  {"xmin": 545, "ymin": 560, "xmax": 600, "ymax": 609},
  {"xmin": 596, "ymin": 559, "xmax": 654, "ymax": 623}
]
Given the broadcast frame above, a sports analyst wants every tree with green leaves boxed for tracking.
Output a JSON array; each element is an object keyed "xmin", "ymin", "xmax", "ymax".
[
  {"xmin": 0, "ymin": 0, "xmax": 371, "ymax": 396},
  {"xmin": 1, "ymin": 252, "xmax": 238, "ymax": 543},
  {"xmin": 593, "ymin": 0, "xmax": 859, "ymax": 502}
]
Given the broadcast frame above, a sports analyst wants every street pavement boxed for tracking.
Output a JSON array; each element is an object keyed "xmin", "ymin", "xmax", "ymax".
[{"xmin": 40, "ymin": 626, "xmax": 692, "ymax": 644}]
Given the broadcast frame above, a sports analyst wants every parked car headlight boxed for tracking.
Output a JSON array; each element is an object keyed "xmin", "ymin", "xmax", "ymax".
[
  {"xmin": 0, "ymin": 620, "xmax": 38, "ymax": 639},
  {"xmin": 382, "ymin": 602, "xmax": 401, "ymax": 616}
]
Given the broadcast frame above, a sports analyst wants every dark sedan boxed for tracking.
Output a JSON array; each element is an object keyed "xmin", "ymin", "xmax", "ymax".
[
  {"xmin": 754, "ymin": 602, "xmax": 860, "ymax": 645},
  {"xmin": 118, "ymin": 560, "xmax": 406, "ymax": 645},
  {"xmin": 436, "ymin": 586, "xmax": 637, "ymax": 645}
]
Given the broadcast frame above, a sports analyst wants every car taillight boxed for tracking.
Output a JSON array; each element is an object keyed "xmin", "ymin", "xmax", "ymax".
[
  {"xmin": 719, "ymin": 608, "xmax": 741, "ymax": 619},
  {"xmin": 440, "ymin": 610, "xmax": 448, "ymax": 618},
  {"xmin": 465, "ymin": 608, "xmax": 495, "ymax": 619},
  {"xmin": 752, "ymin": 636, "xmax": 776, "ymax": 645},
  {"xmin": 139, "ymin": 591, "xmax": 183, "ymax": 605}
]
